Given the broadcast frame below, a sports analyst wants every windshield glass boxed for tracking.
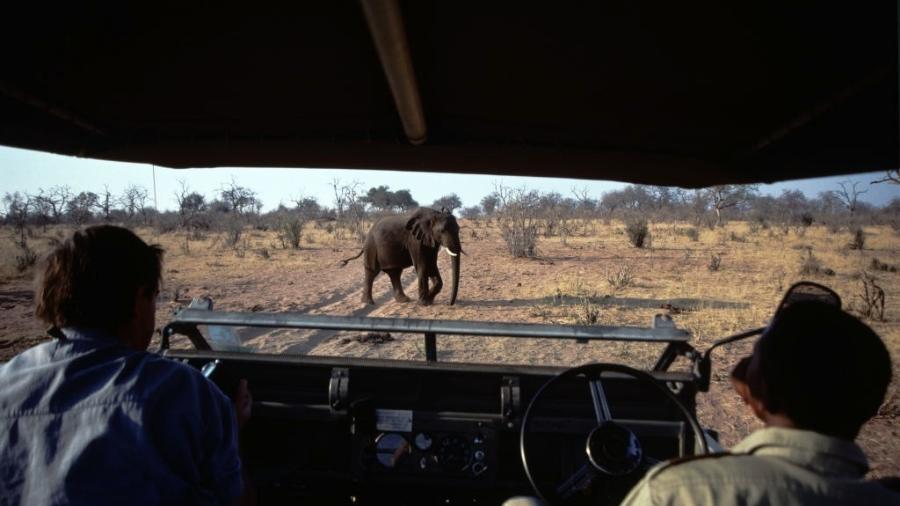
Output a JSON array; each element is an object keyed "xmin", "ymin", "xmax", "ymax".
[
  {"xmin": 2, "ymin": 147, "xmax": 898, "ymax": 465},
  {"xmin": 0, "ymin": 149, "xmax": 896, "ymax": 367}
]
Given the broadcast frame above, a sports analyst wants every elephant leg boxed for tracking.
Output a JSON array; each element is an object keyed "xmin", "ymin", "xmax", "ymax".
[
  {"xmin": 361, "ymin": 267, "xmax": 377, "ymax": 305},
  {"xmin": 386, "ymin": 268, "xmax": 411, "ymax": 303},
  {"xmin": 415, "ymin": 264, "xmax": 432, "ymax": 305},
  {"xmin": 427, "ymin": 271, "xmax": 443, "ymax": 301}
]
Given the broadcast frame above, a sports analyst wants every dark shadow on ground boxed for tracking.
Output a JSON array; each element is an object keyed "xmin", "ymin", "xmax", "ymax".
[
  {"xmin": 0, "ymin": 290, "xmax": 34, "ymax": 306},
  {"xmin": 454, "ymin": 295, "xmax": 749, "ymax": 310},
  {"xmin": 245, "ymin": 271, "xmax": 418, "ymax": 355}
]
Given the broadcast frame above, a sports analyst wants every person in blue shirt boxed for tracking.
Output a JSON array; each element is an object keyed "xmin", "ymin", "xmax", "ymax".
[{"xmin": 0, "ymin": 225, "xmax": 254, "ymax": 505}]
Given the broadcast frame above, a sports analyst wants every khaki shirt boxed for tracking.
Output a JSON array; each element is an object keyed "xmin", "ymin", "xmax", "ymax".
[{"xmin": 620, "ymin": 427, "xmax": 900, "ymax": 505}]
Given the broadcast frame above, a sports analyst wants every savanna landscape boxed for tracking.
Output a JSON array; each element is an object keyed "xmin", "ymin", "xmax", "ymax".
[{"xmin": 2, "ymin": 180, "xmax": 898, "ymax": 478}]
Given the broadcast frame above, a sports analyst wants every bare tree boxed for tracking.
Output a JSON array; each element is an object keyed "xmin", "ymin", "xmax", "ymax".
[
  {"xmin": 99, "ymin": 185, "xmax": 115, "ymax": 222},
  {"xmin": 703, "ymin": 184, "xmax": 758, "ymax": 227},
  {"xmin": 329, "ymin": 178, "xmax": 366, "ymax": 240},
  {"xmin": 2, "ymin": 192, "xmax": 31, "ymax": 245},
  {"xmin": 66, "ymin": 191, "xmax": 100, "ymax": 225},
  {"xmin": 219, "ymin": 179, "xmax": 259, "ymax": 215},
  {"xmin": 871, "ymin": 169, "xmax": 900, "ymax": 185},
  {"xmin": 31, "ymin": 185, "xmax": 72, "ymax": 225},
  {"xmin": 834, "ymin": 180, "xmax": 868, "ymax": 214},
  {"xmin": 431, "ymin": 194, "xmax": 463, "ymax": 212},
  {"xmin": 120, "ymin": 184, "xmax": 149, "ymax": 221},
  {"xmin": 174, "ymin": 180, "xmax": 206, "ymax": 229}
]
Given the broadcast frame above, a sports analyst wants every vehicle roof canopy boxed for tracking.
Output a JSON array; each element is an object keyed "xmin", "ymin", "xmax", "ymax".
[{"xmin": 0, "ymin": 1, "xmax": 896, "ymax": 186}]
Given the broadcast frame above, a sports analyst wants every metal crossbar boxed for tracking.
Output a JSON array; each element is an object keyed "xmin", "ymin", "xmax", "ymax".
[
  {"xmin": 162, "ymin": 306, "xmax": 693, "ymax": 369},
  {"xmin": 166, "ymin": 309, "xmax": 689, "ymax": 342}
]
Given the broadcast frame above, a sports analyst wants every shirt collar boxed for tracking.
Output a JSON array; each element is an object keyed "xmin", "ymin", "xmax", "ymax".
[
  {"xmin": 60, "ymin": 327, "xmax": 122, "ymax": 343},
  {"xmin": 733, "ymin": 426, "xmax": 869, "ymax": 478}
]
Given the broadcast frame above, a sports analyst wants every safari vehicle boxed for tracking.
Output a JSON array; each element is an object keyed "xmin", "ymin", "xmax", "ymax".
[{"xmin": 0, "ymin": 1, "xmax": 895, "ymax": 505}]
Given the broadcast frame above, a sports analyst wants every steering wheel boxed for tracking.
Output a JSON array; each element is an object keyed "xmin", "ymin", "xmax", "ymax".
[{"xmin": 520, "ymin": 363, "xmax": 708, "ymax": 505}]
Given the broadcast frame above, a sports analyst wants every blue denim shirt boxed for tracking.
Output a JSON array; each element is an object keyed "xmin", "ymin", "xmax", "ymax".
[{"xmin": 0, "ymin": 328, "xmax": 242, "ymax": 506}]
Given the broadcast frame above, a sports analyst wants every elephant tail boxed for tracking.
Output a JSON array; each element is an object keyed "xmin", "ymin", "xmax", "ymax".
[{"xmin": 339, "ymin": 249, "xmax": 365, "ymax": 267}]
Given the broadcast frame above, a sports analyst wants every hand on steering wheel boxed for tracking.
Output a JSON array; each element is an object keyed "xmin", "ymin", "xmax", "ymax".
[{"xmin": 520, "ymin": 363, "xmax": 707, "ymax": 505}]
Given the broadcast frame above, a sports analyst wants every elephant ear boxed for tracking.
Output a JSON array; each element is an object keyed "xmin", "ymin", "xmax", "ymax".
[{"xmin": 406, "ymin": 213, "xmax": 436, "ymax": 248}]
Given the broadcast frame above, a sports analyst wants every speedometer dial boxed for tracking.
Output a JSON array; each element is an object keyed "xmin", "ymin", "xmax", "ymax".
[{"xmin": 375, "ymin": 433, "xmax": 410, "ymax": 469}]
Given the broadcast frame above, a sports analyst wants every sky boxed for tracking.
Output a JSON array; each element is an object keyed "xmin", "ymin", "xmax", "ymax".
[{"xmin": 2, "ymin": 145, "xmax": 897, "ymax": 212}]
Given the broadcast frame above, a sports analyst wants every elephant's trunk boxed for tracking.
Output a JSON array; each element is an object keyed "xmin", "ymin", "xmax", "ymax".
[{"xmin": 449, "ymin": 252, "xmax": 460, "ymax": 305}]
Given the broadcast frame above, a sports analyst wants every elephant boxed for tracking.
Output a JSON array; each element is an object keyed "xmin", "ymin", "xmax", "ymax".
[{"xmin": 340, "ymin": 207, "xmax": 461, "ymax": 306}]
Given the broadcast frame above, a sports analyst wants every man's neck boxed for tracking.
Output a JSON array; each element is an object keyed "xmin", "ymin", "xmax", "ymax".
[{"xmin": 763, "ymin": 412, "xmax": 796, "ymax": 429}]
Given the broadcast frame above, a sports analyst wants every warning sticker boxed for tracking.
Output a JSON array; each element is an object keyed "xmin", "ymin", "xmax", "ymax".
[{"xmin": 375, "ymin": 409, "xmax": 413, "ymax": 432}]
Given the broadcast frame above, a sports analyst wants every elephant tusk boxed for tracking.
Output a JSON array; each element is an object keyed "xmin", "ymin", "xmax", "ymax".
[{"xmin": 442, "ymin": 246, "xmax": 459, "ymax": 257}]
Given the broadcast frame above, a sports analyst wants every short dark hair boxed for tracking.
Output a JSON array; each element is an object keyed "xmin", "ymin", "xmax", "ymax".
[
  {"xmin": 739, "ymin": 301, "xmax": 891, "ymax": 439},
  {"xmin": 35, "ymin": 225, "xmax": 163, "ymax": 332}
]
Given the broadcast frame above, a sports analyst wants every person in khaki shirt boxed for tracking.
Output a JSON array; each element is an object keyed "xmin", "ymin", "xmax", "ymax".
[{"xmin": 621, "ymin": 301, "xmax": 899, "ymax": 505}]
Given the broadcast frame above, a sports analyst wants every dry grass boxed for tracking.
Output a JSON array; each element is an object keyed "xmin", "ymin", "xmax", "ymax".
[{"xmin": 1, "ymin": 220, "xmax": 898, "ymax": 476}]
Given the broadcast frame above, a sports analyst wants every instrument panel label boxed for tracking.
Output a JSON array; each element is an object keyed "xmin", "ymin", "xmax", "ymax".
[{"xmin": 376, "ymin": 409, "xmax": 413, "ymax": 432}]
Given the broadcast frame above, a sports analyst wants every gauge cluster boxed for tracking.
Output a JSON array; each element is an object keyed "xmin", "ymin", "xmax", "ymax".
[{"xmin": 355, "ymin": 414, "xmax": 497, "ymax": 483}]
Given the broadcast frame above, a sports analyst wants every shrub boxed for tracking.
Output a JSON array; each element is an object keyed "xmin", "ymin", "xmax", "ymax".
[
  {"xmin": 155, "ymin": 214, "xmax": 179, "ymax": 234},
  {"xmin": 277, "ymin": 215, "xmax": 308, "ymax": 249},
  {"xmin": 798, "ymin": 212, "xmax": 814, "ymax": 227},
  {"xmin": 495, "ymin": 186, "xmax": 541, "ymax": 258},
  {"xmin": 847, "ymin": 227, "xmax": 865, "ymax": 250},
  {"xmin": 14, "ymin": 242, "xmax": 38, "ymax": 273},
  {"xmin": 575, "ymin": 296, "xmax": 601, "ymax": 325},
  {"xmin": 223, "ymin": 219, "xmax": 243, "ymax": 248},
  {"xmin": 624, "ymin": 218, "xmax": 650, "ymax": 248},
  {"xmin": 854, "ymin": 272, "xmax": 885, "ymax": 321},
  {"xmin": 869, "ymin": 258, "xmax": 898, "ymax": 273},
  {"xmin": 798, "ymin": 249, "xmax": 835, "ymax": 276},
  {"xmin": 500, "ymin": 223, "xmax": 539, "ymax": 257},
  {"xmin": 606, "ymin": 266, "xmax": 634, "ymax": 290},
  {"xmin": 675, "ymin": 227, "xmax": 699, "ymax": 241},
  {"xmin": 707, "ymin": 253, "xmax": 722, "ymax": 272}
]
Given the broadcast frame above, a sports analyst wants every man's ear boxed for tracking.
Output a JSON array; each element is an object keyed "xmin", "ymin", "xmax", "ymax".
[{"xmin": 730, "ymin": 376, "xmax": 767, "ymax": 421}]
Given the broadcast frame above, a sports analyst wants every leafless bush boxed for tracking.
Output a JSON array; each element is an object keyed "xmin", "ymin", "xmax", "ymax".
[
  {"xmin": 854, "ymin": 272, "xmax": 885, "ymax": 321},
  {"xmin": 847, "ymin": 227, "xmax": 865, "ymax": 250},
  {"xmin": 576, "ymin": 297, "xmax": 601, "ymax": 325},
  {"xmin": 500, "ymin": 223, "xmax": 539, "ymax": 258},
  {"xmin": 624, "ymin": 217, "xmax": 650, "ymax": 248},
  {"xmin": 277, "ymin": 215, "xmax": 309, "ymax": 249},
  {"xmin": 256, "ymin": 247, "xmax": 271, "ymax": 260},
  {"xmin": 233, "ymin": 239, "xmax": 249, "ymax": 258},
  {"xmin": 869, "ymin": 258, "xmax": 898, "ymax": 273},
  {"xmin": 798, "ymin": 249, "xmax": 835, "ymax": 276},
  {"xmin": 707, "ymin": 253, "xmax": 722, "ymax": 272},
  {"xmin": 224, "ymin": 220, "xmax": 243, "ymax": 249},
  {"xmin": 330, "ymin": 179, "xmax": 367, "ymax": 243},
  {"xmin": 14, "ymin": 240, "xmax": 38, "ymax": 273},
  {"xmin": 674, "ymin": 226, "xmax": 699, "ymax": 241},
  {"xmin": 729, "ymin": 232, "xmax": 746, "ymax": 243},
  {"xmin": 798, "ymin": 212, "xmax": 814, "ymax": 227},
  {"xmin": 494, "ymin": 185, "xmax": 541, "ymax": 258},
  {"xmin": 606, "ymin": 265, "xmax": 635, "ymax": 290}
]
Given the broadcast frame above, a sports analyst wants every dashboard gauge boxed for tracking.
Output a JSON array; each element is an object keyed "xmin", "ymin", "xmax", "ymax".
[
  {"xmin": 436, "ymin": 436, "xmax": 472, "ymax": 472},
  {"xmin": 375, "ymin": 433, "xmax": 410, "ymax": 469},
  {"xmin": 414, "ymin": 432, "xmax": 433, "ymax": 451}
]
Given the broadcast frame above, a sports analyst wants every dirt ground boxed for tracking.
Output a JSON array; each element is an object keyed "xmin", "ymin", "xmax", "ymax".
[{"xmin": 2, "ymin": 220, "xmax": 898, "ymax": 477}]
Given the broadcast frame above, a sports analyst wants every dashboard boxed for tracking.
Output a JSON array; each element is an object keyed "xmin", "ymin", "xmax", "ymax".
[{"xmin": 169, "ymin": 350, "xmax": 698, "ymax": 505}]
